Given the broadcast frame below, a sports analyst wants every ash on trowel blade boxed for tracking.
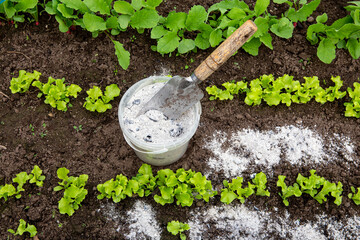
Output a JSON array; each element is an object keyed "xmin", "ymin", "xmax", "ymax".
[{"xmin": 123, "ymin": 81, "xmax": 196, "ymax": 144}]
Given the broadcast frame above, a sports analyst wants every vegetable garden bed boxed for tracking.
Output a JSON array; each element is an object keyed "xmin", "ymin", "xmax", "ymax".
[{"xmin": 1, "ymin": 0, "xmax": 360, "ymax": 239}]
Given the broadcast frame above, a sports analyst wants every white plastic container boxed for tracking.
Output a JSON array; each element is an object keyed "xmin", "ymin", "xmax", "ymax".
[{"xmin": 118, "ymin": 76, "xmax": 202, "ymax": 166}]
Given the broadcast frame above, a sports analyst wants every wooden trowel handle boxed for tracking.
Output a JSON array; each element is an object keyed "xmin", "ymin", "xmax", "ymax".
[{"xmin": 193, "ymin": 20, "xmax": 257, "ymax": 82}]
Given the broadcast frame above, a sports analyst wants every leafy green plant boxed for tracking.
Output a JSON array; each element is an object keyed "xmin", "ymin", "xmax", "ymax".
[
  {"xmin": 167, "ymin": 220, "xmax": 190, "ymax": 240},
  {"xmin": 277, "ymin": 175, "xmax": 302, "ymax": 206},
  {"xmin": 220, "ymin": 172, "xmax": 269, "ymax": 204},
  {"xmin": 154, "ymin": 168, "xmax": 217, "ymax": 207},
  {"xmin": 73, "ymin": 125, "xmax": 83, "ymax": 132},
  {"xmin": 277, "ymin": 170, "xmax": 343, "ymax": 206},
  {"xmin": 348, "ymin": 186, "xmax": 360, "ymax": 205},
  {"xmin": 344, "ymin": 82, "xmax": 360, "ymax": 118},
  {"xmin": 0, "ymin": 165, "xmax": 45, "ymax": 201},
  {"xmin": 273, "ymin": 0, "xmax": 321, "ymax": 23},
  {"xmin": 32, "ymin": 77, "xmax": 82, "ymax": 111},
  {"xmin": 8, "ymin": 219, "xmax": 37, "ymax": 238},
  {"xmin": 207, "ymin": 74, "xmax": 347, "ymax": 114},
  {"xmin": 83, "ymin": 84, "xmax": 120, "ymax": 113},
  {"xmin": 53, "ymin": 167, "xmax": 88, "ymax": 216},
  {"xmin": 97, "ymin": 164, "xmax": 156, "ymax": 202},
  {"xmin": 9, "ymin": 70, "xmax": 41, "ymax": 94},
  {"xmin": 0, "ymin": 0, "xmax": 42, "ymax": 26},
  {"xmin": 306, "ymin": 1, "xmax": 360, "ymax": 63},
  {"xmin": 29, "ymin": 165, "xmax": 46, "ymax": 187}
]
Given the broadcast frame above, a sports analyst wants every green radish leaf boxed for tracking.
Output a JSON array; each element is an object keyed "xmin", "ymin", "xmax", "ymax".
[
  {"xmin": 254, "ymin": 0, "xmax": 270, "ymax": 16},
  {"xmin": 317, "ymin": 38, "xmax": 336, "ymax": 64},
  {"xmin": 194, "ymin": 34, "xmax": 210, "ymax": 50},
  {"xmin": 83, "ymin": 0, "xmax": 110, "ymax": 15},
  {"xmin": 253, "ymin": 17, "xmax": 270, "ymax": 38},
  {"xmin": 151, "ymin": 25, "xmax": 168, "ymax": 39},
  {"xmin": 106, "ymin": 16, "xmax": 119, "ymax": 29},
  {"xmin": 227, "ymin": 7, "xmax": 247, "ymax": 20},
  {"xmin": 287, "ymin": 0, "xmax": 321, "ymax": 22},
  {"xmin": 178, "ymin": 39, "xmax": 195, "ymax": 54},
  {"xmin": 209, "ymin": 29, "xmax": 223, "ymax": 47},
  {"xmin": 242, "ymin": 37, "xmax": 262, "ymax": 56},
  {"xmin": 59, "ymin": 0, "xmax": 89, "ymax": 13},
  {"xmin": 260, "ymin": 32, "xmax": 273, "ymax": 49},
  {"xmin": 113, "ymin": 1, "xmax": 134, "ymax": 15},
  {"xmin": 270, "ymin": 17, "xmax": 294, "ymax": 39},
  {"xmin": 157, "ymin": 32, "xmax": 180, "ymax": 54},
  {"xmin": 55, "ymin": 15, "xmax": 70, "ymax": 32},
  {"xmin": 145, "ymin": 0, "xmax": 162, "ymax": 9},
  {"xmin": 185, "ymin": 5, "xmax": 207, "ymax": 31},
  {"xmin": 118, "ymin": 15, "xmax": 131, "ymax": 29},
  {"xmin": 316, "ymin": 13, "xmax": 328, "ymax": 24},
  {"xmin": 346, "ymin": 38, "xmax": 360, "ymax": 59},
  {"xmin": 130, "ymin": 9, "xmax": 160, "ymax": 29},
  {"xmin": 131, "ymin": 0, "xmax": 143, "ymax": 11},
  {"xmin": 164, "ymin": 11, "xmax": 187, "ymax": 31},
  {"xmin": 57, "ymin": 4, "xmax": 76, "ymax": 18},
  {"xmin": 113, "ymin": 40, "xmax": 130, "ymax": 70},
  {"xmin": 83, "ymin": 13, "xmax": 107, "ymax": 32},
  {"xmin": 15, "ymin": 0, "xmax": 38, "ymax": 12}
]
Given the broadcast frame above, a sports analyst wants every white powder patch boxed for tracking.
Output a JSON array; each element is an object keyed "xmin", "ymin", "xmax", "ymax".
[
  {"xmin": 189, "ymin": 204, "xmax": 360, "ymax": 239},
  {"xmin": 125, "ymin": 200, "xmax": 161, "ymax": 240},
  {"xmin": 123, "ymin": 81, "xmax": 195, "ymax": 144},
  {"xmin": 97, "ymin": 202, "xmax": 123, "ymax": 232},
  {"xmin": 205, "ymin": 125, "xmax": 354, "ymax": 178}
]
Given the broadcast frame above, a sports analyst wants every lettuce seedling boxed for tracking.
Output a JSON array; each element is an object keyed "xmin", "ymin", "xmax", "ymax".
[
  {"xmin": 277, "ymin": 175, "xmax": 302, "ymax": 206},
  {"xmin": 0, "ymin": 184, "xmax": 17, "ymax": 201},
  {"xmin": 154, "ymin": 168, "xmax": 217, "ymax": 207},
  {"xmin": 348, "ymin": 186, "xmax": 360, "ymax": 205},
  {"xmin": 167, "ymin": 220, "xmax": 190, "ymax": 240},
  {"xmin": 252, "ymin": 172, "xmax": 270, "ymax": 197},
  {"xmin": 29, "ymin": 165, "xmax": 46, "ymax": 187},
  {"xmin": 83, "ymin": 84, "xmax": 120, "ymax": 113},
  {"xmin": 9, "ymin": 70, "xmax": 41, "ymax": 94},
  {"xmin": 12, "ymin": 172, "xmax": 30, "ymax": 199},
  {"xmin": 53, "ymin": 167, "xmax": 88, "ymax": 216},
  {"xmin": 8, "ymin": 219, "xmax": 37, "ymax": 238},
  {"xmin": 344, "ymin": 82, "xmax": 360, "ymax": 118},
  {"xmin": 221, "ymin": 177, "xmax": 255, "ymax": 204},
  {"xmin": 32, "ymin": 77, "xmax": 82, "ymax": 112},
  {"xmin": 97, "ymin": 174, "xmax": 130, "ymax": 203}
]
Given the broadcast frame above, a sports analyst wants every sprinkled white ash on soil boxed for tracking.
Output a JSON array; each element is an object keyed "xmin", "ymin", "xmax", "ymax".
[
  {"xmin": 205, "ymin": 125, "xmax": 355, "ymax": 178},
  {"xmin": 125, "ymin": 200, "xmax": 161, "ymax": 240},
  {"xmin": 123, "ymin": 82, "xmax": 195, "ymax": 144},
  {"xmin": 188, "ymin": 204, "xmax": 360, "ymax": 239}
]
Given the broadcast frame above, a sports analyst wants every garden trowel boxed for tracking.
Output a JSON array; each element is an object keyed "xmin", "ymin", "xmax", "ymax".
[{"xmin": 137, "ymin": 20, "xmax": 257, "ymax": 120}]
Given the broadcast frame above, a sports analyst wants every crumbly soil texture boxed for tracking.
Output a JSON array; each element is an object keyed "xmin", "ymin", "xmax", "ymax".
[{"xmin": 1, "ymin": 0, "xmax": 360, "ymax": 239}]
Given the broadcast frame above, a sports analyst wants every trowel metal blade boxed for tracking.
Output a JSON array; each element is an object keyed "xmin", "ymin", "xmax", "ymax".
[{"xmin": 136, "ymin": 76, "xmax": 204, "ymax": 120}]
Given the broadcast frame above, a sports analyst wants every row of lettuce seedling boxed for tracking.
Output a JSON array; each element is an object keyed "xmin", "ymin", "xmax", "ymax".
[
  {"xmin": 9, "ymin": 70, "xmax": 120, "ymax": 112},
  {"xmin": 9, "ymin": 70, "xmax": 360, "ymax": 118},
  {"xmin": 1, "ymin": 0, "xmax": 359, "ymax": 67},
  {"xmin": 2, "ymin": 164, "xmax": 360, "ymax": 215},
  {"xmin": 206, "ymin": 74, "xmax": 360, "ymax": 118},
  {"xmin": 2, "ymin": 164, "xmax": 360, "ymax": 238}
]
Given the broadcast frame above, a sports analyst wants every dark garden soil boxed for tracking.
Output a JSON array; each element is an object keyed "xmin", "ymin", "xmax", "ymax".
[{"xmin": 1, "ymin": 0, "xmax": 360, "ymax": 239}]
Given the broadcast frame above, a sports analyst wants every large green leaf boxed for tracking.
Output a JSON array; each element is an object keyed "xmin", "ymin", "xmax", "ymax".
[
  {"xmin": 83, "ymin": 0, "xmax": 110, "ymax": 15},
  {"xmin": 185, "ymin": 5, "xmax": 207, "ymax": 31},
  {"xmin": 130, "ymin": 9, "xmax": 160, "ymax": 29},
  {"xmin": 209, "ymin": 29, "xmax": 223, "ymax": 47},
  {"xmin": 57, "ymin": 4, "xmax": 76, "ymax": 18},
  {"xmin": 113, "ymin": 1, "xmax": 134, "ymax": 15},
  {"xmin": 178, "ymin": 39, "xmax": 195, "ymax": 54},
  {"xmin": 15, "ymin": 0, "xmax": 38, "ymax": 12},
  {"xmin": 347, "ymin": 38, "xmax": 360, "ymax": 59},
  {"xmin": 270, "ymin": 17, "xmax": 294, "ymax": 39},
  {"xmin": 287, "ymin": 0, "xmax": 321, "ymax": 22},
  {"xmin": 113, "ymin": 40, "xmax": 130, "ymax": 70},
  {"xmin": 242, "ymin": 37, "xmax": 262, "ymax": 56},
  {"xmin": 317, "ymin": 38, "xmax": 336, "ymax": 64},
  {"xmin": 83, "ymin": 13, "xmax": 107, "ymax": 32},
  {"xmin": 254, "ymin": 0, "xmax": 270, "ymax": 17},
  {"xmin": 60, "ymin": 0, "xmax": 88, "ymax": 13},
  {"xmin": 164, "ymin": 11, "xmax": 187, "ymax": 31},
  {"xmin": 157, "ymin": 32, "xmax": 180, "ymax": 54}
]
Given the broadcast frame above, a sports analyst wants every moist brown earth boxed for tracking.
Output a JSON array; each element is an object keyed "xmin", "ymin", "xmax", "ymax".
[{"xmin": 1, "ymin": 0, "xmax": 360, "ymax": 239}]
